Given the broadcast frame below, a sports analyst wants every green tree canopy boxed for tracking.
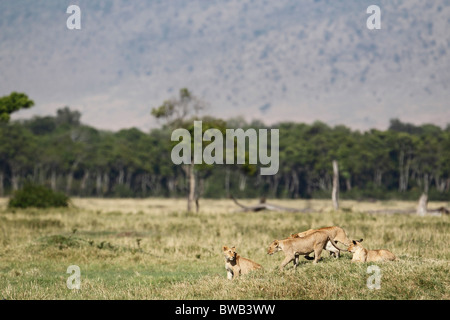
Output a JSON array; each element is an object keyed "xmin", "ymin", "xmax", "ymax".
[{"xmin": 0, "ymin": 92, "xmax": 34, "ymax": 122}]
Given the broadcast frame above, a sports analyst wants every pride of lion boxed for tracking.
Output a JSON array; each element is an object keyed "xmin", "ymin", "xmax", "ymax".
[{"xmin": 223, "ymin": 225, "xmax": 396, "ymax": 279}]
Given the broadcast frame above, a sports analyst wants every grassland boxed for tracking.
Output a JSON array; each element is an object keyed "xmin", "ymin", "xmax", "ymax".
[{"xmin": 0, "ymin": 197, "xmax": 448, "ymax": 300}]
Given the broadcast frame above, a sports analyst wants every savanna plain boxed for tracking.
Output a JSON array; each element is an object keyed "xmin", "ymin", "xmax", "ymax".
[{"xmin": 0, "ymin": 198, "xmax": 448, "ymax": 300}]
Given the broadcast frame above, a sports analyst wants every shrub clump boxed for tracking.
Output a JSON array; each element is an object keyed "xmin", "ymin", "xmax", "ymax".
[{"xmin": 8, "ymin": 183, "xmax": 70, "ymax": 208}]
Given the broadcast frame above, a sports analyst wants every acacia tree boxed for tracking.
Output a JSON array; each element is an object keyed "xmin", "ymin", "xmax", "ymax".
[
  {"xmin": 152, "ymin": 88, "xmax": 206, "ymax": 212},
  {"xmin": 0, "ymin": 92, "xmax": 34, "ymax": 195},
  {"xmin": 0, "ymin": 92, "xmax": 34, "ymax": 122}
]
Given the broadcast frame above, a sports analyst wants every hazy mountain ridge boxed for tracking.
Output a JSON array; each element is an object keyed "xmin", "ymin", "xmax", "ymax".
[{"xmin": 1, "ymin": 0, "xmax": 449, "ymax": 131}]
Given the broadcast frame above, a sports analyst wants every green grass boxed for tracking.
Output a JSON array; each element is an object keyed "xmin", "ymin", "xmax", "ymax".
[{"xmin": 0, "ymin": 198, "xmax": 448, "ymax": 300}]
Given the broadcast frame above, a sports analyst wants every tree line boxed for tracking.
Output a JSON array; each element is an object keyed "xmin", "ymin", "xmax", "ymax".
[{"xmin": 1, "ymin": 92, "xmax": 449, "ymax": 201}]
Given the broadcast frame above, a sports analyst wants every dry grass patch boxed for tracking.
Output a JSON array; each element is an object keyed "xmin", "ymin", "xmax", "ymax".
[{"xmin": 0, "ymin": 198, "xmax": 448, "ymax": 299}]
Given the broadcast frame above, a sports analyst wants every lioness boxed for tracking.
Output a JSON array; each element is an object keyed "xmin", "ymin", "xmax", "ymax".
[
  {"xmin": 290, "ymin": 233, "xmax": 340, "ymax": 258},
  {"xmin": 347, "ymin": 239, "xmax": 397, "ymax": 262},
  {"xmin": 222, "ymin": 246, "xmax": 262, "ymax": 280},
  {"xmin": 267, "ymin": 230, "xmax": 340, "ymax": 270},
  {"xmin": 291, "ymin": 226, "xmax": 353, "ymax": 247},
  {"xmin": 290, "ymin": 226, "xmax": 352, "ymax": 259}
]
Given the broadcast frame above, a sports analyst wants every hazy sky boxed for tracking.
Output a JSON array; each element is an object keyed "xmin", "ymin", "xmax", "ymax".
[{"xmin": 1, "ymin": 0, "xmax": 449, "ymax": 131}]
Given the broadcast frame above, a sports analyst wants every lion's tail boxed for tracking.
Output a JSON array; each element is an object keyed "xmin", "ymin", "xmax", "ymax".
[{"xmin": 328, "ymin": 236, "xmax": 341, "ymax": 251}]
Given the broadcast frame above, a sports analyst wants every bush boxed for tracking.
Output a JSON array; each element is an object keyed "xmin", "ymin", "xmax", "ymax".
[
  {"xmin": 112, "ymin": 184, "xmax": 134, "ymax": 198},
  {"xmin": 8, "ymin": 183, "xmax": 70, "ymax": 208}
]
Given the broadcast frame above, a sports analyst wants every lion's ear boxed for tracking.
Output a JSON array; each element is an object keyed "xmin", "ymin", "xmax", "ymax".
[
  {"xmin": 222, "ymin": 246, "xmax": 228, "ymax": 251},
  {"xmin": 359, "ymin": 239, "xmax": 363, "ymax": 242},
  {"xmin": 274, "ymin": 240, "xmax": 279, "ymax": 245},
  {"xmin": 231, "ymin": 246, "xmax": 236, "ymax": 251},
  {"xmin": 352, "ymin": 240, "xmax": 357, "ymax": 245}
]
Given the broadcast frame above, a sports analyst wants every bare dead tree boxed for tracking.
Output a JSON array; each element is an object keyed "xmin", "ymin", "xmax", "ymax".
[
  {"xmin": 417, "ymin": 193, "xmax": 428, "ymax": 216},
  {"xmin": 332, "ymin": 160, "xmax": 339, "ymax": 211},
  {"xmin": 364, "ymin": 193, "xmax": 448, "ymax": 216},
  {"xmin": 230, "ymin": 195, "xmax": 311, "ymax": 213}
]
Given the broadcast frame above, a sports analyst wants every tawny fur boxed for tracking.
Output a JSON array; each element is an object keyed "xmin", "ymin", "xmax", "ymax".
[
  {"xmin": 347, "ymin": 239, "xmax": 397, "ymax": 262},
  {"xmin": 222, "ymin": 246, "xmax": 262, "ymax": 280},
  {"xmin": 289, "ymin": 226, "xmax": 352, "ymax": 259},
  {"xmin": 291, "ymin": 226, "xmax": 353, "ymax": 246},
  {"xmin": 268, "ymin": 230, "xmax": 341, "ymax": 270}
]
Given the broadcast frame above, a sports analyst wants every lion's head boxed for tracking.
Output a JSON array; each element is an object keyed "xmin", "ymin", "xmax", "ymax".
[
  {"xmin": 347, "ymin": 239, "xmax": 364, "ymax": 253},
  {"xmin": 222, "ymin": 246, "xmax": 237, "ymax": 261},
  {"xmin": 267, "ymin": 240, "xmax": 281, "ymax": 255}
]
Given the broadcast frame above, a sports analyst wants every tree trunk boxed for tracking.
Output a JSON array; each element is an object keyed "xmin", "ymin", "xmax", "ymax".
[
  {"xmin": 11, "ymin": 167, "xmax": 20, "ymax": 191},
  {"xmin": 39, "ymin": 166, "xmax": 45, "ymax": 185},
  {"xmin": 326, "ymin": 173, "xmax": 332, "ymax": 191},
  {"xmin": 167, "ymin": 177, "xmax": 175, "ymax": 197},
  {"xmin": 96, "ymin": 171, "xmax": 102, "ymax": 196},
  {"xmin": 434, "ymin": 174, "xmax": 445, "ymax": 193},
  {"xmin": 306, "ymin": 174, "xmax": 312, "ymax": 198},
  {"xmin": 399, "ymin": 151, "xmax": 411, "ymax": 192},
  {"xmin": 319, "ymin": 177, "xmax": 327, "ymax": 191},
  {"xmin": 195, "ymin": 175, "xmax": 204, "ymax": 213},
  {"xmin": 80, "ymin": 171, "xmax": 90, "ymax": 196},
  {"xmin": 292, "ymin": 172, "xmax": 299, "ymax": 198},
  {"xmin": 187, "ymin": 164, "xmax": 195, "ymax": 212},
  {"xmin": 399, "ymin": 150, "xmax": 405, "ymax": 192},
  {"xmin": 284, "ymin": 173, "xmax": 290, "ymax": 196},
  {"xmin": 66, "ymin": 161, "xmax": 79, "ymax": 195},
  {"xmin": 141, "ymin": 174, "xmax": 149, "ymax": 197},
  {"xmin": 125, "ymin": 171, "xmax": 132, "ymax": 189},
  {"xmin": 66, "ymin": 172, "xmax": 74, "ymax": 195},
  {"xmin": 345, "ymin": 177, "xmax": 352, "ymax": 191},
  {"xmin": 33, "ymin": 165, "xmax": 39, "ymax": 184},
  {"xmin": 0, "ymin": 171, "xmax": 4, "ymax": 197},
  {"xmin": 423, "ymin": 173, "xmax": 430, "ymax": 194},
  {"xmin": 103, "ymin": 172, "xmax": 109, "ymax": 194},
  {"xmin": 332, "ymin": 160, "xmax": 339, "ymax": 211},
  {"xmin": 149, "ymin": 175, "xmax": 160, "ymax": 194},
  {"xmin": 404, "ymin": 156, "xmax": 411, "ymax": 191},
  {"xmin": 51, "ymin": 169, "xmax": 57, "ymax": 191},
  {"xmin": 271, "ymin": 174, "xmax": 279, "ymax": 197},
  {"xmin": 239, "ymin": 173, "xmax": 246, "ymax": 191},
  {"xmin": 118, "ymin": 169, "xmax": 125, "ymax": 185},
  {"xmin": 225, "ymin": 167, "xmax": 230, "ymax": 197},
  {"xmin": 374, "ymin": 169, "xmax": 382, "ymax": 187},
  {"xmin": 417, "ymin": 193, "xmax": 428, "ymax": 216},
  {"xmin": 255, "ymin": 173, "xmax": 262, "ymax": 187},
  {"xmin": 155, "ymin": 176, "xmax": 161, "ymax": 195}
]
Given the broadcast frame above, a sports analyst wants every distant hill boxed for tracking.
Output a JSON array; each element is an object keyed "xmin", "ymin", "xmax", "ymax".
[{"xmin": 1, "ymin": 0, "xmax": 449, "ymax": 131}]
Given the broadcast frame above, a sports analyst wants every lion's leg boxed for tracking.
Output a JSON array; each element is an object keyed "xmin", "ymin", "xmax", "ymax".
[
  {"xmin": 294, "ymin": 255, "xmax": 299, "ymax": 269},
  {"xmin": 335, "ymin": 249, "xmax": 340, "ymax": 259},
  {"xmin": 313, "ymin": 247, "xmax": 323, "ymax": 264},
  {"xmin": 325, "ymin": 241, "xmax": 339, "ymax": 258},
  {"xmin": 280, "ymin": 255, "xmax": 294, "ymax": 271},
  {"xmin": 294, "ymin": 254, "xmax": 299, "ymax": 266},
  {"xmin": 329, "ymin": 248, "xmax": 340, "ymax": 259},
  {"xmin": 227, "ymin": 269, "xmax": 234, "ymax": 280}
]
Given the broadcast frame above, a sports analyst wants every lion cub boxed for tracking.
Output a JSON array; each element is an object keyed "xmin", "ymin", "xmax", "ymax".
[
  {"xmin": 268, "ymin": 230, "xmax": 340, "ymax": 270},
  {"xmin": 222, "ymin": 246, "xmax": 262, "ymax": 280},
  {"xmin": 347, "ymin": 239, "xmax": 396, "ymax": 262}
]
